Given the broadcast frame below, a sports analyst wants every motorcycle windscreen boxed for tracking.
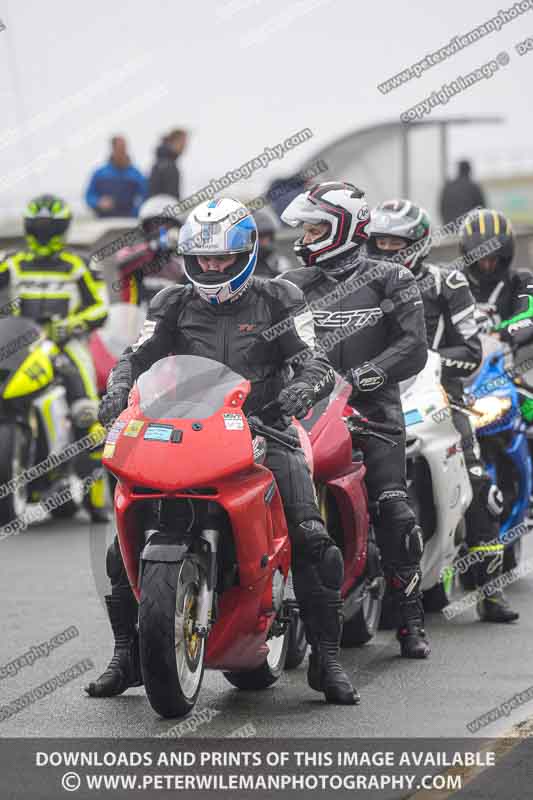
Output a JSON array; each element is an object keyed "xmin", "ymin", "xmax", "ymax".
[{"xmin": 137, "ymin": 355, "xmax": 246, "ymax": 419}]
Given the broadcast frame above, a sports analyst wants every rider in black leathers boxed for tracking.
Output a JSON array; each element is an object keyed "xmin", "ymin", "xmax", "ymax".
[
  {"xmin": 281, "ymin": 182, "xmax": 431, "ymax": 659},
  {"xmin": 87, "ymin": 197, "xmax": 359, "ymax": 705},
  {"xmin": 368, "ymin": 199, "xmax": 519, "ymax": 623},
  {"xmin": 459, "ymin": 208, "xmax": 533, "ymax": 351}
]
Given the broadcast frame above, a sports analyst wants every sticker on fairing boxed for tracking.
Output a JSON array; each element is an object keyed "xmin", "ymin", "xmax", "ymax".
[
  {"xmin": 124, "ymin": 419, "xmax": 144, "ymax": 437},
  {"xmin": 144, "ymin": 423, "xmax": 173, "ymax": 441},
  {"xmin": 106, "ymin": 420, "xmax": 126, "ymax": 443},
  {"xmin": 404, "ymin": 409, "xmax": 423, "ymax": 426},
  {"xmin": 103, "ymin": 443, "xmax": 116, "ymax": 459},
  {"xmin": 223, "ymin": 413, "xmax": 244, "ymax": 431}
]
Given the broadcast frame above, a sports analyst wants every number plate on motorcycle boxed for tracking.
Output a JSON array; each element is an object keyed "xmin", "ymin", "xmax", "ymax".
[
  {"xmin": 124, "ymin": 419, "xmax": 144, "ymax": 437},
  {"xmin": 223, "ymin": 413, "xmax": 244, "ymax": 430},
  {"xmin": 144, "ymin": 423, "xmax": 174, "ymax": 441}
]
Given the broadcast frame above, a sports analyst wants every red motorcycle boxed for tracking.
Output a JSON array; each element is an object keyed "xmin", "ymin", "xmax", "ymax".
[
  {"xmin": 89, "ymin": 303, "xmax": 146, "ymax": 396},
  {"xmin": 103, "ymin": 355, "xmax": 389, "ymax": 718},
  {"xmin": 299, "ymin": 379, "xmax": 389, "ymax": 648}
]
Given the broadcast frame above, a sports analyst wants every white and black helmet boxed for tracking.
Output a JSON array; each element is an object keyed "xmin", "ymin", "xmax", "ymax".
[
  {"xmin": 178, "ymin": 198, "xmax": 257, "ymax": 305},
  {"xmin": 281, "ymin": 181, "xmax": 370, "ymax": 271},
  {"xmin": 368, "ymin": 199, "xmax": 432, "ymax": 272}
]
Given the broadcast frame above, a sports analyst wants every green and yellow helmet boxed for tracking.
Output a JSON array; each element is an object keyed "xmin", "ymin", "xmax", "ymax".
[
  {"xmin": 24, "ymin": 194, "xmax": 72, "ymax": 254},
  {"xmin": 459, "ymin": 208, "xmax": 514, "ymax": 288}
]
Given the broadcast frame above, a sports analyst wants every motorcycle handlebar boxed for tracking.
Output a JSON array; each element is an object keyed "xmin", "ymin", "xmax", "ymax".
[
  {"xmin": 347, "ymin": 416, "xmax": 402, "ymax": 436},
  {"xmin": 247, "ymin": 415, "xmax": 300, "ymax": 450}
]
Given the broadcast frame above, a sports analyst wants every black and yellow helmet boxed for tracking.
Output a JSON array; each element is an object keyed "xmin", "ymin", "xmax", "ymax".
[
  {"xmin": 24, "ymin": 194, "xmax": 72, "ymax": 253},
  {"xmin": 459, "ymin": 208, "xmax": 514, "ymax": 287}
]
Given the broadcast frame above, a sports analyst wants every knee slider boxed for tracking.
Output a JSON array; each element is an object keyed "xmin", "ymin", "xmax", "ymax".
[
  {"xmin": 376, "ymin": 490, "xmax": 415, "ymax": 528},
  {"xmin": 71, "ymin": 398, "xmax": 99, "ymax": 429},
  {"xmin": 376, "ymin": 491, "xmax": 421, "ymax": 564},
  {"xmin": 404, "ymin": 524, "xmax": 424, "ymax": 562},
  {"xmin": 469, "ymin": 467, "xmax": 503, "ymax": 517},
  {"xmin": 292, "ymin": 519, "xmax": 332, "ymax": 561}
]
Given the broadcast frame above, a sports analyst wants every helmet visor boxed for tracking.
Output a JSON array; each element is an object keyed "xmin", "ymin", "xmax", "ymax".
[
  {"xmin": 281, "ymin": 193, "xmax": 331, "ymax": 228},
  {"xmin": 179, "ymin": 215, "xmax": 255, "ymax": 256}
]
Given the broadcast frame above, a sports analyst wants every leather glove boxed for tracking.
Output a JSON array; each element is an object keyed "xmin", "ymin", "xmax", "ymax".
[
  {"xmin": 277, "ymin": 382, "xmax": 315, "ymax": 420},
  {"xmin": 349, "ymin": 362, "xmax": 387, "ymax": 396},
  {"xmin": 98, "ymin": 388, "xmax": 130, "ymax": 427}
]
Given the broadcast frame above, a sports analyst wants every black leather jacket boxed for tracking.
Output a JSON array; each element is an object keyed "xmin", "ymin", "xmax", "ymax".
[
  {"xmin": 281, "ymin": 251, "xmax": 428, "ymax": 394},
  {"xmin": 415, "ymin": 261, "xmax": 481, "ymax": 385},
  {"xmin": 108, "ymin": 277, "xmax": 335, "ymax": 415},
  {"xmin": 467, "ymin": 269, "xmax": 533, "ymax": 350}
]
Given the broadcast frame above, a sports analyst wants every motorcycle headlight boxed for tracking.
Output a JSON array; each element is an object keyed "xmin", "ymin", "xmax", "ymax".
[{"xmin": 471, "ymin": 396, "xmax": 512, "ymax": 429}]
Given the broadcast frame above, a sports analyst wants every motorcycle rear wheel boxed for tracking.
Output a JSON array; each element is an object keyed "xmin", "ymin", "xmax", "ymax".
[
  {"xmin": 224, "ymin": 617, "xmax": 289, "ymax": 690},
  {"xmin": 342, "ymin": 576, "xmax": 385, "ymax": 646},
  {"xmin": 139, "ymin": 558, "xmax": 205, "ymax": 718}
]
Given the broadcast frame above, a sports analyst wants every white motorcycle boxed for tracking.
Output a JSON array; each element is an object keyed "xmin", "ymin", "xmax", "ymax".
[{"xmin": 400, "ymin": 351, "xmax": 473, "ymax": 610}]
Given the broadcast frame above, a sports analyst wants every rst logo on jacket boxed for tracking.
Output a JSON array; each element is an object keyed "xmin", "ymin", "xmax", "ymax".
[
  {"xmin": 313, "ymin": 308, "xmax": 383, "ymax": 328},
  {"xmin": 353, "ymin": 362, "xmax": 386, "ymax": 391}
]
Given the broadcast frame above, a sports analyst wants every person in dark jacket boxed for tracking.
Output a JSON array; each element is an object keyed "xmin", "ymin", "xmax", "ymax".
[
  {"xmin": 439, "ymin": 160, "xmax": 486, "ymax": 225},
  {"xmin": 281, "ymin": 182, "xmax": 431, "ymax": 659},
  {"xmin": 86, "ymin": 197, "xmax": 358, "ymax": 706},
  {"xmin": 148, "ymin": 129, "xmax": 187, "ymax": 200},
  {"xmin": 459, "ymin": 208, "xmax": 533, "ymax": 351},
  {"xmin": 253, "ymin": 208, "xmax": 291, "ymax": 279},
  {"xmin": 85, "ymin": 136, "xmax": 147, "ymax": 218},
  {"xmin": 368, "ymin": 199, "xmax": 518, "ymax": 623}
]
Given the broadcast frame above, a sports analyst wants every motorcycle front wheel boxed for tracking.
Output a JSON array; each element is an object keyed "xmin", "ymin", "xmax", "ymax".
[{"xmin": 139, "ymin": 557, "xmax": 205, "ymax": 718}]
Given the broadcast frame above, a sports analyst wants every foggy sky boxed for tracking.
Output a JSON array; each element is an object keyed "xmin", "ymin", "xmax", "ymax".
[{"xmin": 0, "ymin": 0, "xmax": 531, "ymax": 216}]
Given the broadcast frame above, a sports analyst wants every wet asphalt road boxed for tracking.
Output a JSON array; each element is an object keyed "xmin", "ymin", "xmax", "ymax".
[{"xmin": 1, "ymin": 513, "xmax": 533, "ymax": 743}]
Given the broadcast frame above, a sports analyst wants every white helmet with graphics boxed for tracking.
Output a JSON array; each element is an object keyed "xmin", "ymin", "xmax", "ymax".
[
  {"xmin": 179, "ymin": 198, "xmax": 258, "ymax": 305},
  {"xmin": 281, "ymin": 181, "xmax": 370, "ymax": 273}
]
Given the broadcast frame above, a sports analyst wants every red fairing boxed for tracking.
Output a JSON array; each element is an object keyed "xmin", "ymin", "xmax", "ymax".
[
  {"xmin": 89, "ymin": 330, "xmax": 117, "ymax": 394},
  {"xmin": 299, "ymin": 373, "xmax": 370, "ymax": 592},
  {"xmin": 105, "ymin": 374, "xmax": 291, "ymax": 672},
  {"xmin": 115, "ymin": 242, "xmax": 154, "ymax": 279},
  {"xmin": 301, "ymin": 375, "xmax": 355, "ymax": 482}
]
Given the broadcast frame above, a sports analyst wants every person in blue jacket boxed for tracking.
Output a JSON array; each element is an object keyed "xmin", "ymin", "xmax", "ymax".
[{"xmin": 85, "ymin": 136, "xmax": 147, "ymax": 218}]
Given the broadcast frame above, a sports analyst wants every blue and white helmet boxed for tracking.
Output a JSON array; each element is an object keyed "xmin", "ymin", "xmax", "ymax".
[{"xmin": 179, "ymin": 198, "xmax": 258, "ymax": 305}]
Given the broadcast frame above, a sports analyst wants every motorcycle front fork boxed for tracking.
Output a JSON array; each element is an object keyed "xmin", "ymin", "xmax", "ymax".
[{"xmin": 193, "ymin": 527, "xmax": 219, "ymax": 638}]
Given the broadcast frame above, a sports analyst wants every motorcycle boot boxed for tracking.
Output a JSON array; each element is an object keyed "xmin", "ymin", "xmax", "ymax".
[
  {"xmin": 85, "ymin": 587, "xmax": 142, "ymax": 697},
  {"xmin": 375, "ymin": 491, "xmax": 430, "ymax": 658},
  {"xmin": 292, "ymin": 523, "xmax": 359, "ymax": 705},
  {"xmin": 388, "ymin": 565, "xmax": 431, "ymax": 658},
  {"xmin": 473, "ymin": 546, "xmax": 520, "ymax": 623}
]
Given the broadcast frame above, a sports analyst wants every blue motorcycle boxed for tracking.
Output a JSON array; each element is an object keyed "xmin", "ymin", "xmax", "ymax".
[{"xmin": 464, "ymin": 334, "xmax": 532, "ymax": 572}]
